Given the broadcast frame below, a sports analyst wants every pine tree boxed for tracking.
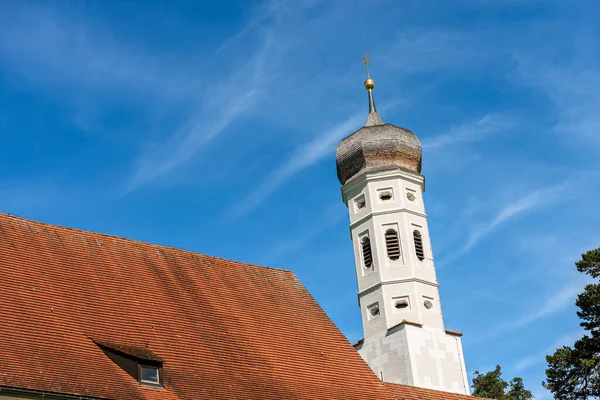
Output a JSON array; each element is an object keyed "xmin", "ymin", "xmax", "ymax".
[
  {"xmin": 543, "ymin": 247, "xmax": 600, "ymax": 399},
  {"xmin": 507, "ymin": 377, "xmax": 534, "ymax": 400},
  {"xmin": 472, "ymin": 365, "xmax": 533, "ymax": 399}
]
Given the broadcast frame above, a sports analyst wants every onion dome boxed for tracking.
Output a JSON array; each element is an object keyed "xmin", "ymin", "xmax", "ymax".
[{"xmin": 335, "ymin": 57, "xmax": 422, "ymax": 185}]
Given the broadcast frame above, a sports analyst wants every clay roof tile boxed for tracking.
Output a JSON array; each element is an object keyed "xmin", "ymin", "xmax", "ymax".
[{"xmin": 0, "ymin": 213, "xmax": 478, "ymax": 400}]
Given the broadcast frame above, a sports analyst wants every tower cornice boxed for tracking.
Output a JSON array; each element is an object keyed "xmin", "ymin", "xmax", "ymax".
[
  {"xmin": 357, "ymin": 278, "xmax": 440, "ymax": 301},
  {"xmin": 348, "ymin": 208, "xmax": 428, "ymax": 232}
]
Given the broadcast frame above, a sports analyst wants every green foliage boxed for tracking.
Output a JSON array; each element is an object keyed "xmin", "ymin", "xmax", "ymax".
[
  {"xmin": 575, "ymin": 248, "xmax": 600, "ymax": 337},
  {"xmin": 473, "ymin": 366, "xmax": 507, "ymax": 398},
  {"xmin": 472, "ymin": 365, "xmax": 533, "ymax": 399},
  {"xmin": 543, "ymin": 247, "xmax": 600, "ymax": 399},
  {"xmin": 543, "ymin": 337, "xmax": 600, "ymax": 399},
  {"xmin": 576, "ymin": 283, "xmax": 600, "ymax": 337},
  {"xmin": 576, "ymin": 248, "xmax": 600, "ymax": 278},
  {"xmin": 507, "ymin": 377, "xmax": 534, "ymax": 400}
]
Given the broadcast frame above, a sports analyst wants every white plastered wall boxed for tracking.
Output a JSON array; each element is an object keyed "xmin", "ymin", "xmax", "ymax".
[
  {"xmin": 344, "ymin": 170, "xmax": 470, "ymax": 395},
  {"xmin": 356, "ymin": 324, "xmax": 470, "ymax": 394}
]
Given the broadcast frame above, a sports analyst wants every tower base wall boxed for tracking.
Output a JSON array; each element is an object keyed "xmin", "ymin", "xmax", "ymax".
[{"xmin": 355, "ymin": 323, "xmax": 470, "ymax": 395}]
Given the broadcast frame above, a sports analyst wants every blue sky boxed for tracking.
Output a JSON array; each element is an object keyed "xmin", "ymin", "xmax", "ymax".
[{"xmin": 1, "ymin": 0, "xmax": 599, "ymax": 397}]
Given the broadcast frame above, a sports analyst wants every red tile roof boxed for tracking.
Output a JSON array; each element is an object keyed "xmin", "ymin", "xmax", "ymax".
[
  {"xmin": 0, "ymin": 213, "xmax": 477, "ymax": 400},
  {"xmin": 386, "ymin": 383, "xmax": 477, "ymax": 400}
]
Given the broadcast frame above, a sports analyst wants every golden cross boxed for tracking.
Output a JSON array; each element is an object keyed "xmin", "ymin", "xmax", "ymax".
[{"xmin": 361, "ymin": 52, "xmax": 372, "ymax": 78}]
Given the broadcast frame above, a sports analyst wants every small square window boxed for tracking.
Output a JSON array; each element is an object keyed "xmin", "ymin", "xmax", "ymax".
[
  {"xmin": 393, "ymin": 296, "xmax": 410, "ymax": 311},
  {"xmin": 354, "ymin": 194, "xmax": 366, "ymax": 212},
  {"xmin": 140, "ymin": 365, "xmax": 160, "ymax": 385},
  {"xmin": 423, "ymin": 296, "xmax": 435, "ymax": 311},
  {"xmin": 367, "ymin": 302, "xmax": 380, "ymax": 320},
  {"xmin": 377, "ymin": 187, "xmax": 394, "ymax": 202}
]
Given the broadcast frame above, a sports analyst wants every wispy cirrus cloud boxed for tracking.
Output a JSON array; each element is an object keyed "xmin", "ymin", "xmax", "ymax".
[
  {"xmin": 0, "ymin": 1, "xmax": 292, "ymax": 193},
  {"xmin": 444, "ymin": 183, "xmax": 570, "ymax": 262},
  {"xmin": 127, "ymin": 0, "xmax": 338, "ymax": 191},
  {"xmin": 528, "ymin": 64, "xmax": 600, "ymax": 149},
  {"xmin": 0, "ymin": 4, "xmax": 180, "ymax": 97},
  {"xmin": 475, "ymin": 280, "xmax": 587, "ymax": 344},
  {"xmin": 258, "ymin": 204, "xmax": 346, "ymax": 265},
  {"xmin": 512, "ymin": 19, "xmax": 600, "ymax": 150},
  {"xmin": 381, "ymin": 29, "xmax": 490, "ymax": 74},
  {"xmin": 513, "ymin": 328, "xmax": 585, "ymax": 373},
  {"xmin": 127, "ymin": 31, "xmax": 276, "ymax": 191},
  {"xmin": 508, "ymin": 281, "xmax": 583, "ymax": 332},
  {"xmin": 422, "ymin": 114, "xmax": 512, "ymax": 150},
  {"xmin": 513, "ymin": 355, "xmax": 538, "ymax": 373},
  {"xmin": 228, "ymin": 112, "xmax": 364, "ymax": 218}
]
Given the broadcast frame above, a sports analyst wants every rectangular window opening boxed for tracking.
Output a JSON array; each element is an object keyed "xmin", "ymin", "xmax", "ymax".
[
  {"xmin": 353, "ymin": 194, "xmax": 366, "ymax": 212},
  {"xmin": 140, "ymin": 364, "xmax": 161, "ymax": 386}
]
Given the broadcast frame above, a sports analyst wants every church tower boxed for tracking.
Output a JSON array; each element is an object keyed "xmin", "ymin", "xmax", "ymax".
[{"xmin": 336, "ymin": 55, "xmax": 470, "ymax": 395}]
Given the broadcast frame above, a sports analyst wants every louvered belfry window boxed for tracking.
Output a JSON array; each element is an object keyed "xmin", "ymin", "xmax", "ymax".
[
  {"xmin": 413, "ymin": 230, "xmax": 425, "ymax": 261},
  {"xmin": 361, "ymin": 237, "xmax": 373, "ymax": 269},
  {"xmin": 385, "ymin": 229, "xmax": 401, "ymax": 261}
]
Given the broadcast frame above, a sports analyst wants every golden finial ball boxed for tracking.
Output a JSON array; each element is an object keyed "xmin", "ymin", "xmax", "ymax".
[{"xmin": 364, "ymin": 78, "xmax": 375, "ymax": 90}]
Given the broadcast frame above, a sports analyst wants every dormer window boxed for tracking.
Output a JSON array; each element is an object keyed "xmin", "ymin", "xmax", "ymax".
[
  {"xmin": 141, "ymin": 365, "xmax": 160, "ymax": 386},
  {"xmin": 95, "ymin": 340, "xmax": 164, "ymax": 388}
]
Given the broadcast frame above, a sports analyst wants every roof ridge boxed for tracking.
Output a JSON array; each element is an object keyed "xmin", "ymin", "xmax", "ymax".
[{"xmin": 0, "ymin": 211, "xmax": 293, "ymax": 275}]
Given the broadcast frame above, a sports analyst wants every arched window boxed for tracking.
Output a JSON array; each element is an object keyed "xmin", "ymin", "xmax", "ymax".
[
  {"xmin": 361, "ymin": 237, "xmax": 373, "ymax": 269},
  {"xmin": 385, "ymin": 229, "xmax": 401, "ymax": 261},
  {"xmin": 413, "ymin": 230, "xmax": 425, "ymax": 261}
]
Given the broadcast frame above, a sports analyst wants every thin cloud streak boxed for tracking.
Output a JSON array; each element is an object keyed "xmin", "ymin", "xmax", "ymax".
[
  {"xmin": 126, "ymin": 0, "xmax": 317, "ymax": 191},
  {"xmin": 213, "ymin": 0, "xmax": 277, "ymax": 56},
  {"xmin": 513, "ymin": 328, "xmax": 585, "ymax": 373},
  {"xmin": 229, "ymin": 112, "xmax": 364, "ymax": 218},
  {"xmin": 422, "ymin": 114, "xmax": 512, "ymax": 150},
  {"xmin": 475, "ymin": 280, "xmax": 586, "ymax": 344},
  {"xmin": 381, "ymin": 28, "xmax": 500, "ymax": 74},
  {"xmin": 259, "ymin": 204, "xmax": 346, "ymax": 265},
  {"xmin": 513, "ymin": 355, "xmax": 538, "ymax": 373},
  {"xmin": 0, "ymin": 2, "xmax": 286, "ymax": 193},
  {"xmin": 509, "ymin": 282, "xmax": 582, "ymax": 333},
  {"xmin": 443, "ymin": 184, "xmax": 570, "ymax": 263},
  {"xmin": 0, "ymin": 4, "xmax": 182, "ymax": 97},
  {"xmin": 126, "ymin": 29, "xmax": 277, "ymax": 192},
  {"xmin": 515, "ymin": 38, "xmax": 600, "ymax": 149}
]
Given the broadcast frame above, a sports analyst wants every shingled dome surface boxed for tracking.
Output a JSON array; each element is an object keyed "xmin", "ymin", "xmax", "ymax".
[{"xmin": 336, "ymin": 123, "xmax": 422, "ymax": 185}]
